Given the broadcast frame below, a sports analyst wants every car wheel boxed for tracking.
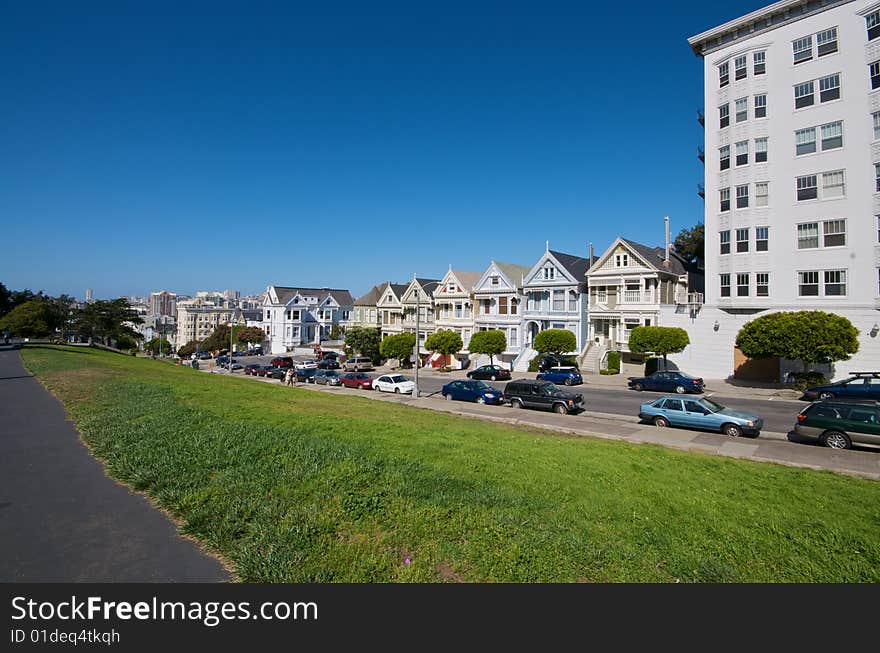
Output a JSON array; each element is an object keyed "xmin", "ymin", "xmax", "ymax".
[
  {"xmin": 444, "ymin": 393, "xmax": 452, "ymax": 401},
  {"xmin": 818, "ymin": 391, "xmax": 835, "ymax": 400},
  {"xmin": 674, "ymin": 385, "xmax": 686, "ymax": 394},
  {"xmin": 489, "ymin": 375, "xmax": 496, "ymax": 381},
  {"xmin": 510, "ymin": 398, "xmax": 523, "ymax": 409},
  {"xmin": 632, "ymin": 382, "xmax": 644, "ymax": 392},
  {"xmin": 723, "ymin": 423, "xmax": 743, "ymax": 438},
  {"xmin": 652, "ymin": 416, "xmax": 669, "ymax": 428},
  {"xmin": 476, "ymin": 396, "xmax": 485, "ymax": 404},
  {"xmin": 553, "ymin": 403, "xmax": 568, "ymax": 415},
  {"xmin": 821, "ymin": 430, "xmax": 851, "ymax": 450},
  {"xmin": 395, "ymin": 387, "xmax": 400, "ymax": 394},
  {"xmin": 564, "ymin": 378, "xmax": 573, "ymax": 386}
]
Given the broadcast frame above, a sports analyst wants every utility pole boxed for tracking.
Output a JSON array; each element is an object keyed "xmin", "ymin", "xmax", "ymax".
[{"xmin": 413, "ymin": 288, "xmax": 419, "ymax": 398}]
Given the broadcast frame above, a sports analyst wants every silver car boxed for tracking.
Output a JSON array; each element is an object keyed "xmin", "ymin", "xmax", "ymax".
[{"xmin": 343, "ymin": 356, "xmax": 374, "ymax": 372}]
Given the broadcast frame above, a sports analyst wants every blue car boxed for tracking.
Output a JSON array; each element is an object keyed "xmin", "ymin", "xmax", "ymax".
[
  {"xmin": 638, "ymin": 395, "xmax": 762, "ymax": 438},
  {"xmin": 628, "ymin": 371, "xmax": 704, "ymax": 394},
  {"xmin": 801, "ymin": 372, "xmax": 880, "ymax": 401},
  {"xmin": 536, "ymin": 366, "xmax": 583, "ymax": 386},
  {"xmin": 441, "ymin": 380, "xmax": 503, "ymax": 405}
]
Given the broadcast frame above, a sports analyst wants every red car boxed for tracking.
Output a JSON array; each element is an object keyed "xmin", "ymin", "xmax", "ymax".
[
  {"xmin": 270, "ymin": 357, "xmax": 294, "ymax": 368},
  {"xmin": 254, "ymin": 365, "xmax": 275, "ymax": 377},
  {"xmin": 341, "ymin": 372, "xmax": 374, "ymax": 389}
]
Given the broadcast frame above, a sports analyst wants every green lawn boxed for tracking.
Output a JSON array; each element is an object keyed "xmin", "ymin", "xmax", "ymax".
[{"xmin": 22, "ymin": 346, "xmax": 880, "ymax": 582}]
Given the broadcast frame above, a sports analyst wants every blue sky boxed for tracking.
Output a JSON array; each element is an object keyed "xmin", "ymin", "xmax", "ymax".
[{"xmin": 1, "ymin": 1, "xmax": 770, "ymax": 300}]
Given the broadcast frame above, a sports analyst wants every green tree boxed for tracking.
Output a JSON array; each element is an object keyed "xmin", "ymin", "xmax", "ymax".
[
  {"xmin": 200, "ymin": 324, "xmax": 234, "ymax": 353},
  {"xmin": 379, "ymin": 332, "xmax": 416, "ymax": 366},
  {"xmin": 533, "ymin": 328, "xmax": 577, "ymax": 356},
  {"xmin": 673, "ymin": 223, "xmax": 704, "ymax": 267},
  {"xmin": 468, "ymin": 330, "xmax": 507, "ymax": 365},
  {"xmin": 329, "ymin": 324, "xmax": 342, "ymax": 340},
  {"xmin": 236, "ymin": 326, "xmax": 267, "ymax": 348},
  {"xmin": 115, "ymin": 334, "xmax": 138, "ymax": 351},
  {"xmin": 0, "ymin": 300, "xmax": 55, "ymax": 338},
  {"xmin": 72, "ymin": 298, "xmax": 143, "ymax": 345},
  {"xmin": 145, "ymin": 337, "xmax": 174, "ymax": 355},
  {"xmin": 424, "ymin": 330, "xmax": 464, "ymax": 362},
  {"xmin": 628, "ymin": 326, "xmax": 690, "ymax": 371},
  {"xmin": 344, "ymin": 327, "xmax": 381, "ymax": 361},
  {"xmin": 736, "ymin": 311, "xmax": 859, "ymax": 372},
  {"xmin": 177, "ymin": 340, "xmax": 199, "ymax": 357}
]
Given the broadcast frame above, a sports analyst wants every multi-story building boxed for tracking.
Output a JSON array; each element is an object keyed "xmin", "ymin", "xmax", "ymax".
[
  {"xmin": 175, "ymin": 298, "xmax": 235, "ymax": 349},
  {"xmin": 377, "ymin": 282, "xmax": 409, "ymax": 340},
  {"xmin": 678, "ymin": 0, "xmax": 880, "ymax": 380},
  {"xmin": 432, "ymin": 267, "xmax": 481, "ymax": 360},
  {"xmin": 472, "ymin": 261, "xmax": 531, "ymax": 367},
  {"xmin": 349, "ymin": 284, "xmax": 385, "ymax": 330},
  {"xmin": 400, "ymin": 277, "xmax": 441, "ymax": 354},
  {"xmin": 150, "ymin": 290, "xmax": 177, "ymax": 317},
  {"xmin": 262, "ymin": 286, "xmax": 354, "ymax": 354}
]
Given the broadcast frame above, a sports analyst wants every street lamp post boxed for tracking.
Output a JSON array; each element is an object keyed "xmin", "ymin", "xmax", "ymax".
[{"xmin": 413, "ymin": 288, "xmax": 419, "ymax": 398}]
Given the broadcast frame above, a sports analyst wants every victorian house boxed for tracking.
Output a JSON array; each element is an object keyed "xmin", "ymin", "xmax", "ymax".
[
  {"xmin": 472, "ymin": 260, "xmax": 531, "ymax": 368},
  {"xmin": 262, "ymin": 285, "xmax": 354, "ymax": 354},
  {"xmin": 400, "ymin": 277, "xmax": 441, "ymax": 354},
  {"xmin": 349, "ymin": 284, "xmax": 384, "ymax": 331},
  {"xmin": 376, "ymin": 282, "xmax": 409, "ymax": 340},
  {"xmin": 431, "ymin": 267, "xmax": 481, "ymax": 367}
]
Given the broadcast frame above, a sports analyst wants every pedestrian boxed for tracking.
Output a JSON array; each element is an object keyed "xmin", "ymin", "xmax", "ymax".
[{"xmin": 284, "ymin": 367, "xmax": 294, "ymax": 386}]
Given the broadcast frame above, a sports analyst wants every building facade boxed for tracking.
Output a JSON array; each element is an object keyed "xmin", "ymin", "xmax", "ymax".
[
  {"xmin": 377, "ymin": 283, "xmax": 409, "ymax": 340},
  {"xmin": 472, "ymin": 261, "xmax": 531, "ymax": 367},
  {"xmin": 175, "ymin": 298, "xmax": 235, "ymax": 349},
  {"xmin": 400, "ymin": 277, "xmax": 441, "ymax": 354},
  {"xmin": 682, "ymin": 0, "xmax": 880, "ymax": 379},
  {"xmin": 262, "ymin": 286, "xmax": 354, "ymax": 354},
  {"xmin": 349, "ymin": 284, "xmax": 384, "ymax": 330},
  {"xmin": 150, "ymin": 291, "xmax": 177, "ymax": 317},
  {"xmin": 432, "ymin": 268, "xmax": 481, "ymax": 358}
]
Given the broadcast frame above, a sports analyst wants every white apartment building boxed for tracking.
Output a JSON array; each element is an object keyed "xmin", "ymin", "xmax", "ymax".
[
  {"xmin": 672, "ymin": 0, "xmax": 880, "ymax": 380},
  {"xmin": 175, "ymin": 298, "xmax": 235, "ymax": 349}
]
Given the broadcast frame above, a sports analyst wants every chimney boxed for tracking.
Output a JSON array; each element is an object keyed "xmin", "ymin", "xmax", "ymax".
[
  {"xmin": 589, "ymin": 242, "xmax": 594, "ymax": 262},
  {"xmin": 664, "ymin": 217, "xmax": 670, "ymax": 263}
]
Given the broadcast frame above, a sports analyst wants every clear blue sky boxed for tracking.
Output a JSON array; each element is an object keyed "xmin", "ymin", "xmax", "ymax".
[{"xmin": 1, "ymin": 0, "xmax": 770, "ymax": 300}]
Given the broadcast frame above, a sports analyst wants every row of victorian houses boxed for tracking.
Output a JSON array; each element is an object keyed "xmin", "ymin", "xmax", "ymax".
[{"xmin": 255, "ymin": 237, "xmax": 704, "ymax": 373}]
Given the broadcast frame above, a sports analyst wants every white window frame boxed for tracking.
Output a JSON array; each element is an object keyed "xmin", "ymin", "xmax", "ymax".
[
  {"xmin": 615, "ymin": 253, "xmax": 629, "ymax": 268},
  {"xmin": 719, "ymin": 61, "xmax": 729, "ymax": 87},
  {"xmin": 753, "ymin": 50, "xmax": 766, "ymax": 75},
  {"xmin": 818, "ymin": 73, "xmax": 840, "ymax": 102},
  {"xmin": 719, "ymin": 103, "xmax": 729, "ymax": 129},
  {"xmin": 719, "ymin": 230, "xmax": 730, "ymax": 255},
  {"xmin": 755, "ymin": 182, "xmax": 769, "ymax": 207},
  {"xmin": 820, "ymin": 121, "xmax": 843, "ymax": 151},
  {"xmin": 873, "ymin": 112, "xmax": 880, "ymax": 141},
  {"xmin": 756, "ymin": 226, "xmax": 769, "ymax": 251},
  {"xmin": 795, "ymin": 127, "xmax": 816, "ymax": 156},
  {"xmin": 720, "ymin": 273, "xmax": 731, "ymax": 298},
  {"xmin": 823, "ymin": 270, "xmax": 847, "ymax": 297},
  {"xmin": 755, "ymin": 273, "xmax": 769, "ymax": 297},
  {"xmin": 797, "ymin": 222, "xmax": 820, "ymax": 250},
  {"xmin": 822, "ymin": 170, "xmax": 845, "ymax": 198},
  {"xmin": 869, "ymin": 10, "xmax": 880, "ymax": 41},
  {"xmin": 735, "ymin": 141, "xmax": 748, "ymax": 166},
  {"xmin": 734, "ymin": 55, "xmax": 747, "ymax": 80},
  {"xmin": 823, "ymin": 219, "xmax": 846, "ymax": 247},
  {"xmin": 754, "ymin": 137, "xmax": 767, "ymax": 163},
  {"xmin": 735, "ymin": 184, "xmax": 749, "ymax": 209},
  {"xmin": 720, "ymin": 187, "xmax": 730, "ymax": 212},
  {"xmin": 736, "ymin": 228, "xmax": 749, "ymax": 253},
  {"xmin": 798, "ymin": 270, "xmax": 820, "ymax": 297},
  {"xmin": 792, "ymin": 35, "xmax": 813, "ymax": 64},
  {"xmin": 816, "ymin": 27, "xmax": 838, "ymax": 57},
  {"xmin": 796, "ymin": 174, "xmax": 818, "ymax": 201},
  {"xmin": 736, "ymin": 273, "xmax": 750, "ymax": 297},
  {"xmin": 719, "ymin": 145, "xmax": 730, "ymax": 170},
  {"xmin": 735, "ymin": 97, "xmax": 748, "ymax": 122},
  {"xmin": 754, "ymin": 94, "xmax": 767, "ymax": 118}
]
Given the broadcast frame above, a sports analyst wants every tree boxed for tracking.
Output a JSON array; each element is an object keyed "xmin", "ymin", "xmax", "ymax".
[
  {"xmin": 379, "ymin": 332, "xmax": 416, "ymax": 366},
  {"xmin": 628, "ymin": 326, "xmax": 690, "ymax": 371},
  {"xmin": 145, "ymin": 337, "xmax": 173, "ymax": 355},
  {"xmin": 344, "ymin": 327, "xmax": 381, "ymax": 361},
  {"xmin": 177, "ymin": 340, "xmax": 199, "ymax": 358},
  {"xmin": 736, "ymin": 311, "xmax": 859, "ymax": 372},
  {"xmin": 72, "ymin": 298, "xmax": 143, "ymax": 345},
  {"xmin": 468, "ymin": 330, "xmax": 507, "ymax": 365},
  {"xmin": 200, "ymin": 324, "xmax": 233, "ymax": 353},
  {"xmin": 236, "ymin": 326, "xmax": 267, "ymax": 348},
  {"xmin": 533, "ymin": 329, "xmax": 577, "ymax": 356},
  {"xmin": 329, "ymin": 324, "xmax": 342, "ymax": 340},
  {"xmin": 0, "ymin": 300, "xmax": 55, "ymax": 338},
  {"xmin": 673, "ymin": 223, "xmax": 704, "ymax": 267},
  {"xmin": 424, "ymin": 330, "xmax": 464, "ymax": 363}
]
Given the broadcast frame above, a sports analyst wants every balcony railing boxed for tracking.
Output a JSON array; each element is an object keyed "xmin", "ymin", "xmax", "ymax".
[{"xmin": 622, "ymin": 291, "xmax": 652, "ymax": 304}]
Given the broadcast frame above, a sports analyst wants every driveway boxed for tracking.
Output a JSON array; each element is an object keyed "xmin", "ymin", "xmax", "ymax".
[{"xmin": 0, "ymin": 350, "xmax": 230, "ymax": 582}]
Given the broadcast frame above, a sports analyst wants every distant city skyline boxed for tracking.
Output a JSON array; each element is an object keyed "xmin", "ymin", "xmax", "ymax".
[{"xmin": 1, "ymin": 1, "xmax": 771, "ymax": 300}]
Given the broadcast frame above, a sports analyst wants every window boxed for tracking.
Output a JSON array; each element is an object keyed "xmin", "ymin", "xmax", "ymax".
[
  {"xmin": 795, "ymin": 81, "xmax": 815, "ymax": 109},
  {"xmin": 876, "ymin": 163, "xmax": 880, "ymax": 192},
  {"xmin": 719, "ymin": 104, "xmax": 729, "ymax": 129},
  {"xmin": 509, "ymin": 328, "xmax": 517, "ymax": 348},
  {"xmin": 824, "ymin": 270, "xmax": 847, "ymax": 296},
  {"xmin": 822, "ymin": 170, "xmax": 844, "ymax": 198},
  {"xmin": 720, "ymin": 274, "xmax": 731, "ymax": 297},
  {"xmin": 737, "ymin": 273, "xmax": 750, "ymax": 297},
  {"xmin": 735, "ymin": 184, "xmax": 749, "ymax": 208},
  {"xmin": 816, "ymin": 27, "xmax": 838, "ymax": 57},
  {"xmin": 543, "ymin": 267, "xmax": 555, "ymax": 280},
  {"xmin": 756, "ymin": 226, "xmax": 769, "ymax": 251},
  {"xmin": 490, "ymin": 276, "xmax": 499, "ymax": 286},
  {"xmin": 481, "ymin": 299, "xmax": 491, "ymax": 314},
  {"xmin": 753, "ymin": 51, "xmax": 766, "ymax": 75},
  {"xmin": 798, "ymin": 271, "xmax": 819, "ymax": 296},
  {"xmin": 755, "ymin": 182, "xmax": 769, "ymax": 207},
  {"xmin": 872, "ymin": 62, "xmax": 880, "ymax": 90},
  {"xmin": 793, "ymin": 36, "xmax": 813, "ymax": 64},
  {"xmin": 597, "ymin": 287, "xmax": 607, "ymax": 303},
  {"xmin": 735, "ymin": 141, "xmax": 748, "ymax": 166},
  {"xmin": 720, "ymin": 230, "xmax": 730, "ymax": 255},
  {"xmin": 720, "ymin": 187, "xmax": 730, "ymax": 212},
  {"xmin": 798, "ymin": 223, "xmax": 819, "ymax": 249},
  {"xmin": 819, "ymin": 74, "xmax": 840, "ymax": 102},
  {"xmin": 498, "ymin": 296, "xmax": 508, "ymax": 314},
  {"xmin": 869, "ymin": 10, "xmax": 880, "ymax": 41},
  {"xmin": 754, "ymin": 137, "xmax": 767, "ymax": 163},
  {"xmin": 735, "ymin": 97, "xmax": 748, "ymax": 122},
  {"xmin": 719, "ymin": 145, "xmax": 730, "ymax": 170},
  {"xmin": 735, "ymin": 55, "xmax": 747, "ymax": 80},
  {"xmin": 719, "ymin": 61, "xmax": 729, "ymax": 87},
  {"xmin": 568, "ymin": 291, "xmax": 577, "ymax": 312},
  {"xmin": 796, "ymin": 174, "xmax": 818, "ymax": 201},
  {"xmin": 552, "ymin": 290, "xmax": 565, "ymax": 312},
  {"xmin": 795, "ymin": 128, "xmax": 816, "ymax": 155},
  {"xmin": 756, "ymin": 273, "xmax": 769, "ymax": 297},
  {"xmin": 820, "ymin": 121, "xmax": 843, "ymax": 150},
  {"xmin": 615, "ymin": 253, "xmax": 629, "ymax": 267},
  {"xmin": 736, "ymin": 228, "xmax": 749, "ymax": 252},
  {"xmin": 754, "ymin": 94, "xmax": 766, "ymax": 118},
  {"xmin": 823, "ymin": 219, "xmax": 846, "ymax": 247},
  {"xmin": 874, "ymin": 112, "xmax": 880, "ymax": 140}
]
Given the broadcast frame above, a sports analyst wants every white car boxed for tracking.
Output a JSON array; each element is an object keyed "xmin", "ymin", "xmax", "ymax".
[
  {"xmin": 295, "ymin": 359, "xmax": 319, "ymax": 370},
  {"xmin": 373, "ymin": 374, "xmax": 415, "ymax": 394}
]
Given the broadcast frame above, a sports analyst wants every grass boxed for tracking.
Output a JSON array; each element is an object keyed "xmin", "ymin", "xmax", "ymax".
[{"xmin": 22, "ymin": 345, "xmax": 880, "ymax": 582}]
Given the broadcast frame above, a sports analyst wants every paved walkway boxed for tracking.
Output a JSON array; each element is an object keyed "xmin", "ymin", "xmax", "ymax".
[{"xmin": 0, "ymin": 350, "xmax": 230, "ymax": 582}]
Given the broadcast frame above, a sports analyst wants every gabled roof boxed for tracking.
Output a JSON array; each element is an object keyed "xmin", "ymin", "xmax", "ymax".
[
  {"xmin": 414, "ymin": 277, "xmax": 441, "ymax": 295},
  {"xmin": 271, "ymin": 286, "xmax": 354, "ymax": 306},
  {"xmin": 377, "ymin": 282, "xmax": 409, "ymax": 305},
  {"xmin": 549, "ymin": 250, "xmax": 593, "ymax": 281},
  {"xmin": 494, "ymin": 261, "xmax": 531, "ymax": 287},
  {"xmin": 621, "ymin": 239, "xmax": 688, "ymax": 276},
  {"xmin": 354, "ymin": 284, "xmax": 384, "ymax": 306},
  {"xmin": 452, "ymin": 270, "xmax": 482, "ymax": 291}
]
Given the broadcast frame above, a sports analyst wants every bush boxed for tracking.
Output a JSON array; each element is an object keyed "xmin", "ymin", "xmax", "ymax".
[
  {"xmin": 527, "ymin": 356, "xmax": 540, "ymax": 372},
  {"xmin": 790, "ymin": 372, "xmax": 828, "ymax": 392},
  {"xmin": 606, "ymin": 351, "xmax": 620, "ymax": 372},
  {"xmin": 600, "ymin": 369, "xmax": 619, "ymax": 375}
]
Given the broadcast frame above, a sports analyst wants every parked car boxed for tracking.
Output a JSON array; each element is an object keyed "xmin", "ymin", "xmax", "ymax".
[
  {"xmin": 373, "ymin": 374, "xmax": 415, "ymax": 394},
  {"xmin": 220, "ymin": 361, "xmax": 243, "ymax": 371},
  {"xmin": 244, "ymin": 363, "xmax": 261, "ymax": 375},
  {"xmin": 638, "ymin": 395, "xmax": 762, "ymax": 437},
  {"xmin": 271, "ymin": 356, "xmax": 294, "ymax": 369},
  {"xmin": 197, "ymin": 351, "xmax": 212, "ymax": 359},
  {"xmin": 341, "ymin": 372, "xmax": 374, "ymax": 389},
  {"xmin": 536, "ymin": 366, "xmax": 583, "ymax": 386},
  {"xmin": 628, "ymin": 371, "xmax": 705, "ymax": 394},
  {"xmin": 794, "ymin": 399, "xmax": 880, "ymax": 449},
  {"xmin": 295, "ymin": 367, "xmax": 318, "ymax": 383},
  {"xmin": 317, "ymin": 359, "xmax": 341, "ymax": 370},
  {"xmin": 343, "ymin": 356, "xmax": 374, "ymax": 372},
  {"xmin": 537, "ymin": 354, "xmax": 577, "ymax": 373},
  {"xmin": 467, "ymin": 365, "xmax": 511, "ymax": 382},
  {"xmin": 215, "ymin": 355, "xmax": 230, "ymax": 366},
  {"xmin": 313, "ymin": 370, "xmax": 342, "ymax": 386},
  {"xmin": 295, "ymin": 359, "xmax": 319, "ymax": 370},
  {"xmin": 254, "ymin": 365, "xmax": 275, "ymax": 377},
  {"xmin": 442, "ymin": 380, "xmax": 503, "ymax": 405},
  {"xmin": 250, "ymin": 346, "xmax": 264, "ymax": 356},
  {"xmin": 502, "ymin": 379, "xmax": 584, "ymax": 415},
  {"xmin": 801, "ymin": 372, "xmax": 880, "ymax": 401},
  {"xmin": 319, "ymin": 350, "xmax": 339, "ymax": 360},
  {"xmin": 269, "ymin": 367, "xmax": 288, "ymax": 380}
]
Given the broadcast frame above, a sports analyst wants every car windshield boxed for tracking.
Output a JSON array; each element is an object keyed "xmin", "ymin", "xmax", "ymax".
[
  {"xmin": 700, "ymin": 398, "xmax": 725, "ymax": 413},
  {"xmin": 542, "ymin": 383, "xmax": 562, "ymax": 395},
  {"xmin": 390, "ymin": 375, "xmax": 408, "ymax": 383},
  {"xmin": 679, "ymin": 373, "xmax": 697, "ymax": 379},
  {"xmin": 472, "ymin": 381, "xmax": 490, "ymax": 389}
]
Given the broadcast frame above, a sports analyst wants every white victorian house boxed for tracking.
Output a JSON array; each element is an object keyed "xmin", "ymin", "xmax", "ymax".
[
  {"xmin": 472, "ymin": 260, "xmax": 531, "ymax": 368},
  {"xmin": 400, "ymin": 277, "xmax": 441, "ymax": 354},
  {"xmin": 431, "ymin": 267, "xmax": 481, "ymax": 367},
  {"xmin": 518, "ymin": 245, "xmax": 593, "ymax": 370},
  {"xmin": 262, "ymin": 285, "xmax": 354, "ymax": 354},
  {"xmin": 583, "ymin": 238, "xmax": 702, "ymax": 371},
  {"xmin": 377, "ymin": 282, "xmax": 409, "ymax": 340}
]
